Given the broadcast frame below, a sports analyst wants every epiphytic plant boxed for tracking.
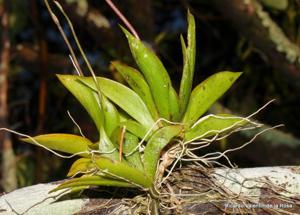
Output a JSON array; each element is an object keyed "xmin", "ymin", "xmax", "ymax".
[{"xmin": 20, "ymin": 1, "xmax": 263, "ymax": 214}]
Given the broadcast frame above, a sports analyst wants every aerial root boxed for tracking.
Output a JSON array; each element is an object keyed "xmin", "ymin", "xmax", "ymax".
[
  {"xmin": 157, "ymin": 100, "xmax": 280, "ymax": 184},
  {"xmin": 152, "ymin": 100, "xmax": 300, "ymax": 213}
]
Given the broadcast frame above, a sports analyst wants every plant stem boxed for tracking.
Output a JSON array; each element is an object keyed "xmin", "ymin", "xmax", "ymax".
[
  {"xmin": 50, "ymin": 0, "xmax": 105, "ymax": 127},
  {"xmin": 149, "ymin": 186, "xmax": 160, "ymax": 215},
  {"xmin": 44, "ymin": 0, "xmax": 83, "ymax": 76},
  {"xmin": 150, "ymin": 198, "xmax": 160, "ymax": 215}
]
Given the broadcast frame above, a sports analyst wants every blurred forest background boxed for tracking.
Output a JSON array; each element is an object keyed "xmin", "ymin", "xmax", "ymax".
[{"xmin": 1, "ymin": 0, "xmax": 300, "ymax": 192}]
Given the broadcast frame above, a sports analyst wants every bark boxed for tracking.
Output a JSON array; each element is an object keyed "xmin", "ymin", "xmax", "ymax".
[
  {"xmin": 213, "ymin": 0, "xmax": 300, "ymax": 80},
  {"xmin": 0, "ymin": 166, "xmax": 299, "ymax": 214}
]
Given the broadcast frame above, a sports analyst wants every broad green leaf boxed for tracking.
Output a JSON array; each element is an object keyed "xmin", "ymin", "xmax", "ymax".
[
  {"xmin": 110, "ymin": 128, "xmax": 143, "ymax": 171},
  {"xmin": 144, "ymin": 125, "xmax": 183, "ymax": 178},
  {"xmin": 98, "ymin": 128, "xmax": 120, "ymax": 161},
  {"xmin": 122, "ymin": 132, "xmax": 143, "ymax": 171},
  {"xmin": 58, "ymin": 74, "xmax": 120, "ymax": 137},
  {"xmin": 95, "ymin": 157, "xmax": 152, "ymax": 188},
  {"xmin": 185, "ymin": 114, "xmax": 248, "ymax": 141},
  {"xmin": 50, "ymin": 175, "xmax": 133, "ymax": 193},
  {"xmin": 169, "ymin": 87, "xmax": 180, "ymax": 121},
  {"xmin": 112, "ymin": 61, "xmax": 159, "ymax": 120},
  {"xmin": 78, "ymin": 76, "xmax": 155, "ymax": 130},
  {"xmin": 57, "ymin": 75, "xmax": 120, "ymax": 161},
  {"xmin": 120, "ymin": 120, "xmax": 147, "ymax": 139},
  {"xmin": 179, "ymin": 11, "xmax": 196, "ymax": 118},
  {"xmin": 21, "ymin": 134, "xmax": 92, "ymax": 157},
  {"xmin": 57, "ymin": 74, "xmax": 104, "ymax": 134},
  {"xmin": 122, "ymin": 27, "xmax": 172, "ymax": 119},
  {"xmin": 67, "ymin": 158, "xmax": 94, "ymax": 177},
  {"xmin": 183, "ymin": 72, "xmax": 242, "ymax": 126},
  {"xmin": 102, "ymin": 96, "xmax": 120, "ymax": 137}
]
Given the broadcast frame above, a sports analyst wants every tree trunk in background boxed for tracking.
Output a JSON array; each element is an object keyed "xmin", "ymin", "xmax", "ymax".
[
  {"xmin": 0, "ymin": 0, "xmax": 17, "ymax": 192},
  {"xmin": 30, "ymin": 0, "xmax": 49, "ymax": 184}
]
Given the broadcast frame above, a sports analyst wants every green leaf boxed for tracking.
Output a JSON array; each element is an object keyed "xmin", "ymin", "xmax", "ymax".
[
  {"xmin": 183, "ymin": 72, "xmax": 242, "ymax": 126},
  {"xmin": 102, "ymin": 96, "xmax": 120, "ymax": 137},
  {"xmin": 185, "ymin": 114, "xmax": 248, "ymax": 141},
  {"xmin": 67, "ymin": 158, "xmax": 93, "ymax": 177},
  {"xmin": 78, "ymin": 76, "xmax": 155, "ymax": 130},
  {"xmin": 122, "ymin": 27, "xmax": 172, "ymax": 119},
  {"xmin": 57, "ymin": 74, "xmax": 104, "ymax": 134},
  {"xmin": 122, "ymin": 132, "xmax": 144, "ymax": 171},
  {"xmin": 143, "ymin": 125, "xmax": 183, "ymax": 178},
  {"xmin": 112, "ymin": 61, "xmax": 159, "ymax": 120},
  {"xmin": 120, "ymin": 120, "xmax": 147, "ymax": 139},
  {"xmin": 57, "ymin": 75, "xmax": 121, "ymax": 161},
  {"xmin": 179, "ymin": 11, "xmax": 196, "ymax": 117},
  {"xmin": 68, "ymin": 186, "xmax": 89, "ymax": 196},
  {"xmin": 50, "ymin": 175, "xmax": 133, "ymax": 193},
  {"xmin": 180, "ymin": 34, "xmax": 187, "ymax": 63},
  {"xmin": 20, "ymin": 134, "xmax": 92, "ymax": 157},
  {"xmin": 95, "ymin": 157, "xmax": 152, "ymax": 188},
  {"xmin": 98, "ymin": 128, "xmax": 120, "ymax": 161},
  {"xmin": 169, "ymin": 87, "xmax": 180, "ymax": 121}
]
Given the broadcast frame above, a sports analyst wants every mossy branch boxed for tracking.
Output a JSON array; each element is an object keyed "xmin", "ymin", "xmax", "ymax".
[{"xmin": 213, "ymin": 0, "xmax": 300, "ymax": 79}]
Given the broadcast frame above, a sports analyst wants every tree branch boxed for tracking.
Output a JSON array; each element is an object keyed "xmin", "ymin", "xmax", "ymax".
[
  {"xmin": 0, "ymin": 166, "xmax": 299, "ymax": 214},
  {"xmin": 213, "ymin": 0, "xmax": 300, "ymax": 79}
]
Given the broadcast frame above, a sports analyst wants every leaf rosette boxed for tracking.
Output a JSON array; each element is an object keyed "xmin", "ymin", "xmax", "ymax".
[{"xmin": 21, "ymin": 10, "xmax": 249, "ymax": 198}]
